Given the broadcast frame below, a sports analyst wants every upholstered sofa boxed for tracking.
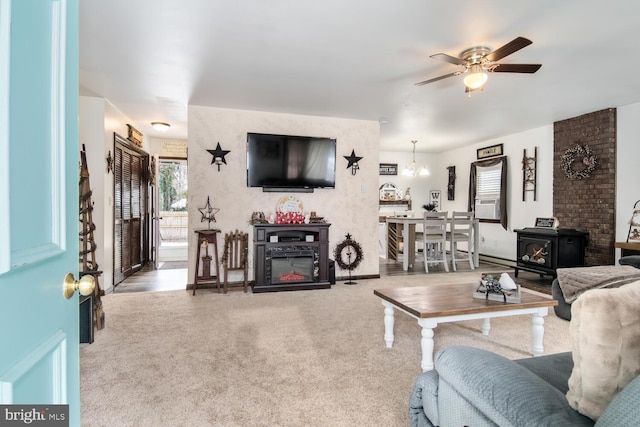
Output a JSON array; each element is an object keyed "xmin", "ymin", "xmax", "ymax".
[{"xmin": 409, "ymin": 279, "xmax": 640, "ymax": 427}]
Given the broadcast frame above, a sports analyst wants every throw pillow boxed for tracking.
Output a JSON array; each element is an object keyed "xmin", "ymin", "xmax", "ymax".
[
  {"xmin": 566, "ymin": 279, "xmax": 640, "ymax": 420},
  {"xmin": 619, "ymin": 255, "xmax": 640, "ymax": 268}
]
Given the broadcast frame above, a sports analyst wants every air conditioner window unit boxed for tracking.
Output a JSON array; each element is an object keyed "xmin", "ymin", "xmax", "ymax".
[{"xmin": 475, "ymin": 198, "xmax": 500, "ymax": 220}]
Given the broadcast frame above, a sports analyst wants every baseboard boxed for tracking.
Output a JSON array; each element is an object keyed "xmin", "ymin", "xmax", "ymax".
[
  {"xmin": 478, "ymin": 254, "xmax": 516, "ymax": 268},
  {"xmin": 335, "ymin": 273, "xmax": 380, "ymax": 281}
]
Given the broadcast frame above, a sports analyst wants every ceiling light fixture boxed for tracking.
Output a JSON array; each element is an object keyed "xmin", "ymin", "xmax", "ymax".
[
  {"xmin": 463, "ymin": 64, "xmax": 488, "ymax": 90},
  {"xmin": 151, "ymin": 121, "xmax": 171, "ymax": 132},
  {"xmin": 402, "ymin": 140, "xmax": 430, "ymax": 177}
]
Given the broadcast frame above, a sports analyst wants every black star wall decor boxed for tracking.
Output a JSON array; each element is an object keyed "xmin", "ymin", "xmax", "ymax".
[
  {"xmin": 343, "ymin": 149, "xmax": 363, "ymax": 175},
  {"xmin": 207, "ymin": 142, "xmax": 231, "ymax": 171}
]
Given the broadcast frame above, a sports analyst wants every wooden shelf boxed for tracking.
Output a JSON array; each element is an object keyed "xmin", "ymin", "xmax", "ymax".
[{"xmin": 615, "ymin": 241, "xmax": 640, "ymax": 257}]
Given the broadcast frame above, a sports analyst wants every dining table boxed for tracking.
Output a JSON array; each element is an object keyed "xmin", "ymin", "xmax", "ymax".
[{"xmin": 385, "ymin": 215, "xmax": 480, "ymax": 271}]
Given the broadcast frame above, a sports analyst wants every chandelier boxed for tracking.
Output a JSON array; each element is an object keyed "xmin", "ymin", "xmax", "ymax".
[{"xmin": 402, "ymin": 140, "xmax": 430, "ymax": 177}]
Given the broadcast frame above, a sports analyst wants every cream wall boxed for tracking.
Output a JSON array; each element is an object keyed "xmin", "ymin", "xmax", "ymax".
[
  {"xmin": 80, "ymin": 96, "xmax": 143, "ymax": 293},
  {"xmin": 616, "ymin": 102, "xmax": 640, "ymax": 257},
  {"xmin": 187, "ymin": 106, "xmax": 380, "ymax": 282}
]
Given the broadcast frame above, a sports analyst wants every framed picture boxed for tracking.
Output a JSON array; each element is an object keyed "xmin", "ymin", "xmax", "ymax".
[
  {"xmin": 429, "ymin": 190, "xmax": 441, "ymax": 209},
  {"xmin": 477, "ymin": 143, "xmax": 503, "ymax": 160},
  {"xmin": 379, "ymin": 163, "xmax": 398, "ymax": 175}
]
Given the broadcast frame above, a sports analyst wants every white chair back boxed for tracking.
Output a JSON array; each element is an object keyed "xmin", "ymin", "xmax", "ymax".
[
  {"xmin": 448, "ymin": 211, "xmax": 474, "ymax": 271},
  {"xmin": 419, "ymin": 211, "xmax": 449, "ymax": 273}
]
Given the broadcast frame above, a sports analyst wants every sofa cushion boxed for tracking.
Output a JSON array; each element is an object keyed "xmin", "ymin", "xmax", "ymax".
[
  {"xmin": 619, "ymin": 255, "xmax": 640, "ymax": 269},
  {"xmin": 567, "ymin": 279, "xmax": 640, "ymax": 420},
  {"xmin": 515, "ymin": 351, "xmax": 573, "ymax": 394},
  {"xmin": 595, "ymin": 375, "xmax": 640, "ymax": 426},
  {"xmin": 434, "ymin": 346, "xmax": 593, "ymax": 426}
]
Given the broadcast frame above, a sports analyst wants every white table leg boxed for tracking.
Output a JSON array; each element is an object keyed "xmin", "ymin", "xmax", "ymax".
[
  {"xmin": 481, "ymin": 318, "xmax": 491, "ymax": 336},
  {"xmin": 531, "ymin": 308, "xmax": 548, "ymax": 356},
  {"xmin": 418, "ymin": 318, "xmax": 438, "ymax": 371},
  {"xmin": 382, "ymin": 301, "xmax": 395, "ymax": 348}
]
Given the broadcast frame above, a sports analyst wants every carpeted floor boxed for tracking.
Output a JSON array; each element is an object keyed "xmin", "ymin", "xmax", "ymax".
[
  {"xmin": 80, "ymin": 271, "xmax": 570, "ymax": 426},
  {"xmin": 515, "ymin": 270, "xmax": 555, "ymax": 295}
]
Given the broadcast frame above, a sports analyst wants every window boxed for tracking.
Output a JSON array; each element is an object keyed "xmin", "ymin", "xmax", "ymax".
[{"xmin": 469, "ymin": 156, "xmax": 507, "ymax": 229}]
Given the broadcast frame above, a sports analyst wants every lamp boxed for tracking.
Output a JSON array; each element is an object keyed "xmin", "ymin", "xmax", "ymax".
[
  {"xmin": 402, "ymin": 141, "xmax": 430, "ymax": 177},
  {"xmin": 151, "ymin": 121, "xmax": 170, "ymax": 132},
  {"xmin": 463, "ymin": 64, "xmax": 488, "ymax": 90}
]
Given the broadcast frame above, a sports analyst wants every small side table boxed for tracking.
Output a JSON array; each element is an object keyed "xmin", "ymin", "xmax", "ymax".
[{"xmin": 194, "ymin": 229, "xmax": 221, "ymax": 295}]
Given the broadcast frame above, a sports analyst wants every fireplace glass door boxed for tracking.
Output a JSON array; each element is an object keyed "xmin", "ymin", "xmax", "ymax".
[{"xmin": 266, "ymin": 247, "xmax": 319, "ymax": 285}]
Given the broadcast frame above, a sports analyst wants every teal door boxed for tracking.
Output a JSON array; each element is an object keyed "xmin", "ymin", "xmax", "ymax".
[{"xmin": 0, "ymin": 0, "xmax": 82, "ymax": 425}]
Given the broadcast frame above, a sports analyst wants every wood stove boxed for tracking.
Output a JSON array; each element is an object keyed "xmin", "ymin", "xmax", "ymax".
[{"xmin": 514, "ymin": 228, "xmax": 588, "ymax": 278}]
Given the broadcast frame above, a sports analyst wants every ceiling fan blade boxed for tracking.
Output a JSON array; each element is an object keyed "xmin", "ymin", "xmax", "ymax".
[
  {"xmin": 430, "ymin": 53, "xmax": 466, "ymax": 66},
  {"xmin": 485, "ymin": 37, "xmax": 532, "ymax": 62},
  {"xmin": 492, "ymin": 63, "xmax": 542, "ymax": 73},
  {"xmin": 415, "ymin": 71, "xmax": 462, "ymax": 86}
]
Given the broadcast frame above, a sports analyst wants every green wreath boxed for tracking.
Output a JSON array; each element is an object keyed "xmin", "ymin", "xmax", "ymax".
[
  {"xmin": 560, "ymin": 144, "xmax": 597, "ymax": 179},
  {"xmin": 333, "ymin": 234, "xmax": 364, "ymax": 271}
]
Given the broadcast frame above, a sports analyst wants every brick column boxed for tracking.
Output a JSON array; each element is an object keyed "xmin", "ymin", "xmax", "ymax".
[{"xmin": 553, "ymin": 108, "xmax": 616, "ymax": 266}]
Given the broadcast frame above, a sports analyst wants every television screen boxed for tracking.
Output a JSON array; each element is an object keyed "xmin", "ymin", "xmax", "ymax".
[{"xmin": 247, "ymin": 133, "xmax": 336, "ymax": 190}]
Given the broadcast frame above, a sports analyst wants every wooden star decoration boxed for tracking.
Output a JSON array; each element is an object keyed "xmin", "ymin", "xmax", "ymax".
[
  {"xmin": 198, "ymin": 196, "xmax": 220, "ymax": 229},
  {"xmin": 343, "ymin": 150, "xmax": 363, "ymax": 169},
  {"xmin": 206, "ymin": 142, "xmax": 231, "ymax": 171}
]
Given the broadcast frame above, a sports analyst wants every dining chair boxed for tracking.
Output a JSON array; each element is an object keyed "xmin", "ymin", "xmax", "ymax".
[
  {"xmin": 416, "ymin": 211, "xmax": 449, "ymax": 273},
  {"xmin": 448, "ymin": 211, "xmax": 475, "ymax": 271}
]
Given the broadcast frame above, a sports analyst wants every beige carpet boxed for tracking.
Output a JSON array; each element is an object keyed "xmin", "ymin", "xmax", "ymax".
[{"xmin": 80, "ymin": 271, "xmax": 570, "ymax": 426}]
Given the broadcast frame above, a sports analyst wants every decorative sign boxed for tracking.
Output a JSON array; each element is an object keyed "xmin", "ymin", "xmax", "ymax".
[
  {"xmin": 535, "ymin": 217, "xmax": 556, "ymax": 228},
  {"xmin": 477, "ymin": 143, "xmax": 503, "ymax": 160},
  {"xmin": 160, "ymin": 139, "xmax": 187, "ymax": 158},
  {"xmin": 447, "ymin": 166, "xmax": 456, "ymax": 200},
  {"xmin": 127, "ymin": 124, "xmax": 143, "ymax": 147},
  {"xmin": 379, "ymin": 163, "xmax": 398, "ymax": 176},
  {"xmin": 429, "ymin": 190, "xmax": 441, "ymax": 209}
]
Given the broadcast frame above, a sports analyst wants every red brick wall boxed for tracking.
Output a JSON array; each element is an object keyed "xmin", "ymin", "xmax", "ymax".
[{"xmin": 553, "ymin": 108, "xmax": 616, "ymax": 266}]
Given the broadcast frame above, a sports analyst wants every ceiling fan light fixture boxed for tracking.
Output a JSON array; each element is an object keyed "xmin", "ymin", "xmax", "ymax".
[
  {"xmin": 463, "ymin": 64, "xmax": 488, "ymax": 89},
  {"xmin": 151, "ymin": 121, "xmax": 171, "ymax": 132}
]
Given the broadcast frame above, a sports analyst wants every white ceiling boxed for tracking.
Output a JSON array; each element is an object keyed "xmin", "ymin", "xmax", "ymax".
[{"xmin": 79, "ymin": 1, "xmax": 640, "ymax": 153}]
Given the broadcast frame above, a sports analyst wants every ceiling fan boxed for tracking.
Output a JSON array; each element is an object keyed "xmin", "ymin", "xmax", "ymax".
[{"xmin": 415, "ymin": 36, "xmax": 541, "ymax": 93}]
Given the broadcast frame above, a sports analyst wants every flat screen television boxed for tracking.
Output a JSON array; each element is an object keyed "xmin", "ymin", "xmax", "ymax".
[{"xmin": 247, "ymin": 132, "xmax": 336, "ymax": 191}]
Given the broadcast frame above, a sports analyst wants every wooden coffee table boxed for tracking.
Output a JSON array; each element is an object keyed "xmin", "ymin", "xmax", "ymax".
[{"xmin": 373, "ymin": 283, "xmax": 558, "ymax": 371}]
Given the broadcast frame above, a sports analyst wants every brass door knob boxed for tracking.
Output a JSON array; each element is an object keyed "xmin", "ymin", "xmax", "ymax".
[{"xmin": 63, "ymin": 273, "xmax": 95, "ymax": 299}]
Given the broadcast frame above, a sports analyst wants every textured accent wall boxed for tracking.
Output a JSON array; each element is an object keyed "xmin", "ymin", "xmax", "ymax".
[
  {"xmin": 187, "ymin": 106, "xmax": 381, "ymax": 283},
  {"xmin": 553, "ymin": 108, "xmax": 616, "ymax": 266}
]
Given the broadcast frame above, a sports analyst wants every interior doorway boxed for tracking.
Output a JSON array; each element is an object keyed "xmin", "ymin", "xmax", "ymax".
[{"xmin": 156, "ymin": 158, "xmax": 188, "ymax": 269}]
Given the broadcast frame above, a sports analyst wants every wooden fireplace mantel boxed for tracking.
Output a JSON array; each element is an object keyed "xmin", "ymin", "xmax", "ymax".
[{"xmin": 253, "ymin": 223, "xmax": 332, "ymax": 293}]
